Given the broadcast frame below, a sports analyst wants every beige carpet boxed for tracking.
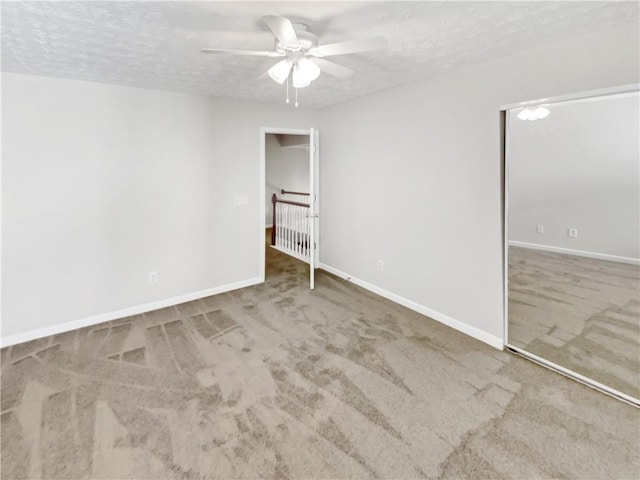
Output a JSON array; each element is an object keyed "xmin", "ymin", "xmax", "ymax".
[
  {"xmin": 1, "ymin": 243, "xmax": 639, "ymax": 479},
  {"xmin": 508, "ymin": 246, "xmax": 640, "ymax": 400}
]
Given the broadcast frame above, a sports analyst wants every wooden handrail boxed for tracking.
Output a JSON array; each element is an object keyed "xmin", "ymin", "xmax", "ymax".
[
  {"xmin": 281, "ymin": 189, "xmax": 310, "ymax": 196},
  {"xmin": 275, "ymin": 198, "xmax": 310, "ymax": 208}
]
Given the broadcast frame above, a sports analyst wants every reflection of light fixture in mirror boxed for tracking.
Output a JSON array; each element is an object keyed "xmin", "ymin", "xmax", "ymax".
[{"xmin": 517, "ymin": 106, "xmax": 551, "ymax": 121}]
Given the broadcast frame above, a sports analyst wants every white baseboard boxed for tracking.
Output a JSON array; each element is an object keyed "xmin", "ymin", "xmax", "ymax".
[
  {"xmin": 0, "ymin": 276, "xmax": 262, "ymax": 348},
  {"xmin": 318, "ymin": 263, "xmax": 504, "ymax": 350},
  {"xmin": 508, "ymin": 241, "xmax": 640, "ymax": 266}
]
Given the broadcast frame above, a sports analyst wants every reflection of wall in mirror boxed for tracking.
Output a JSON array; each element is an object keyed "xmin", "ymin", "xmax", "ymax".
[{"xmin": 508, "ymin": 92, "xmax": 640, "ymax": 262}]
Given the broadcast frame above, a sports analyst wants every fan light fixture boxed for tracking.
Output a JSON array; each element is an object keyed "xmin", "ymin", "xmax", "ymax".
[
  {"xmin": 202, "ymin": 15, "xmax": 387, "ymax": 107},
  {"xmin": 292, "ymin": 58, "xmax": 321, "ymax": 88},
  {"xmin": 268, "ymin": 57, "xmax": 321, "ymax": 107},
  {"xmin": 268, "ymin": 59, "xmax": 293, "ymax": 84},
  {"xmin": 517, "ymin": 106, "xmax": 550, "ymax": 121}
]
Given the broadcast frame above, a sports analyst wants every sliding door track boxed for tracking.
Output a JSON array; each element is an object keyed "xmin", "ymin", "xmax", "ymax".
[{"xmin": 506, "ymin": 344, "xmax": 639, "ymax": 408}]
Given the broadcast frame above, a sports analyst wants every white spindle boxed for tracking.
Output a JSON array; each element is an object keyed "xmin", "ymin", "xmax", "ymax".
[
  {"xmin": 288, "ymin": 206, "xmax": 292, "ymax": 250},
  {"xmin": 280, "ymin": 206, "xmax": 284, "ymax": 249},
  {"xmin": 305, "ymin": 208, "xmax": 313, "ymax": 258},
  {"xmin": 276, "ymin": 206, "xmax": 280, "ymax": 248},
  {"xmin": 283, "ymin": 204, "xmax": 286, "ymax": 249},
  {"xmin": 301, "ymin": 207, "xmax": 305, "ymax": 256},
  {"xmin": 291, "ymin": 206, "xmax": 295, "ymax": 251},
  {"xmin": 301, "ymin": 208, "xmax": 304, "ymax": 257},
  {"xmin": 288, "ymin": 206, "xmax": 291, "ymax": 250},
  {"xmin": 294, "ymin": 206, "xmax": 298, "ymax": 255},
  {"xmin": 304, "ymin": 208, "xmax": 313, "ymax": 258},
  {"xmin": 271, "ymin": 193, "xmax": 313, "ymax": 263},
  {"xmin": 282, "ymin": 204, "xmax": 286, "ymax": 249},
  {"xmin": 296, "ymin": 207, "xmax": 303, "ymax": 255}
]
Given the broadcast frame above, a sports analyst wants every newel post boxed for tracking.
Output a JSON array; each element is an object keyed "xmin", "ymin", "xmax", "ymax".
[{"xmin": 271, "ymin": 193, "xmax": 277, "ymax": 245}]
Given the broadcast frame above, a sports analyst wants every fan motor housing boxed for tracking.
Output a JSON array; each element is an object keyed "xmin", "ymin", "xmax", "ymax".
[{"xmin": 275, "ymin": 23, "xmax": 317, "ymax": 54}]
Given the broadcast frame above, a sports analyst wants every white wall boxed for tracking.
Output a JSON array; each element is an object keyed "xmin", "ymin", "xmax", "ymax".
[
  {"xmin": 3, "ymin": 22, "xmax": 639, "ymax": 348},
  {"xmin": 1, "ymin": 72, "xmax": 316, "ymax": 341},
  {"xmin": 265, "ymin": 134, "xmax": 309, "ymax": 226},
  {"xmin": 508, "ymin": 92, "xmax": 639, "ymax": 261},
  {"xmin": 318, "ymin": 22, "xmax": 639, "ymax": 345}
]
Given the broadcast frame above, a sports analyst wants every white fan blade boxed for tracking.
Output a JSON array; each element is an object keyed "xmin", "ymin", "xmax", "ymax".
[
  {"xmin": 309, "ymin": 58, "xmax": 354, "ymax": 79},
  {"xmin": 201, "ymin": 48, "xmax": 283, "ymax": 57},
  {"xmin": 312, "ymin": 36, "xmax": 387, "ymax": 57},
  {"xmin": 263, "ymin": 15, "xmax": 299, "ymax": 47}
]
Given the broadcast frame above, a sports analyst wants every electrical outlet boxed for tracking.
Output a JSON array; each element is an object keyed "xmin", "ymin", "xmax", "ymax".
[
  {"xmin": 536, "ymin": 224, "xmax": 544, "ymax": 234},
  {"xmin": 376, "ymin": 260, "xmax": 384, "ymax": 271},
  {"xmin": 568, "ymin": 228, "xmax": 578, "ymax": 238},
  {"xmin": 148, "ymin": 271, "xmax": 159, "ymax": 284}
]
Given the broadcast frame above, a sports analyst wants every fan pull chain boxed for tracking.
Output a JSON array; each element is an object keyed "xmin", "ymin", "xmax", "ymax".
[
  {"xmin": 295, "ymin": 87, "xmax": 298, "ymax": 108},
  {"xmin": 285, "ymin": 74, "xmax": 290, "ymax": 105}
]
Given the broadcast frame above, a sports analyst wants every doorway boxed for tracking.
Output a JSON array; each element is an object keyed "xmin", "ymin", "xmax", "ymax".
[{"xmin": 260, "ymin": 127, "xmax": 319, "ymax": 289}]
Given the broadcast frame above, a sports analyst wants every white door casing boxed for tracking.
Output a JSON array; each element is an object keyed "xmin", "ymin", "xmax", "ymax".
[
  {"xmin": 309, "ymin": 127, "xmax": 318, "ymax": 289},
  {"xmin": 260, "ymin": 126, "xmax": 319, "ymax": 290}
]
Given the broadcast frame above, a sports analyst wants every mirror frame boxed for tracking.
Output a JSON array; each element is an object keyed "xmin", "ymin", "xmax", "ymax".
[{"xmin": 500, "ymin": 83, "xmax": 640, "ymax": 407}]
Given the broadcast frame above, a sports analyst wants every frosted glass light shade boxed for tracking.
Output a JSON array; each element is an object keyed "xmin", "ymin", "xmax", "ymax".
[
  {"xmin": 517, "ymin": 106, "xmax": 550, "ymax": 121},
  {"xmin": 292, "ymin": 71, "xmax": 310, "ymax": 88},
  {"xmin": 292, "ymin": 58, "xmax": 321, "ymax": 88},
  {"xmin": 268, "ymin": 59, "xmax": 293, "ymax": 84}
]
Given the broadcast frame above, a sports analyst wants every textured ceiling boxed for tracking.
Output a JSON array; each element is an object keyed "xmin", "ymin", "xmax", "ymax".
[{"xmin": 2, "ymin": 1, "xmax": 638, "ymax": 108}]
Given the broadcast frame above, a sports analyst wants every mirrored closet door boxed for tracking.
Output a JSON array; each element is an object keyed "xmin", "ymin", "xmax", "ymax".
[{"xmin": 505, "ymin": 86, "xmax": 640, "ymax": 404}]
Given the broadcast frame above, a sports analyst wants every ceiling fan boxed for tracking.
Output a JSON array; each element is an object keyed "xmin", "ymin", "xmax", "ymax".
[{"xmin": 201, "ymin": 15, "xmax": 386, "ymax": 99}]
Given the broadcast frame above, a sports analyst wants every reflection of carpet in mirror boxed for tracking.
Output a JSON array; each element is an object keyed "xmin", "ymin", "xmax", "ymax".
[{"xmin": 508, "ymin": 246, "xmax": 640, "ymax": 399}]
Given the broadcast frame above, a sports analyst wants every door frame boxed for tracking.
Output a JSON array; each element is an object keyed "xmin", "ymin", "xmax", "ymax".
[
  {"xmin": 309, "ymin": 127, "xmax": 320, "ymax": 289},
  {"xmin": 259, "ymin": 126, "xmax": 316, "ymax": 284}
]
